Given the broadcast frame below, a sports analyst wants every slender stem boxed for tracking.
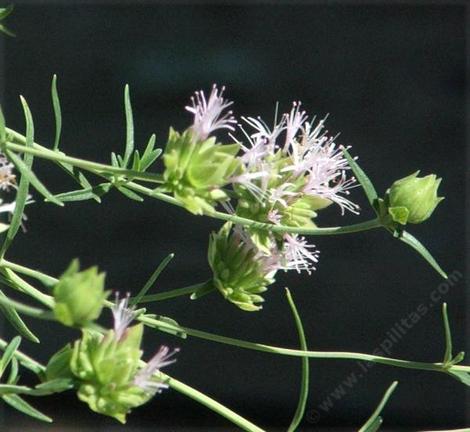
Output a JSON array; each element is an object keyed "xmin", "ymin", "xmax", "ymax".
[
  {"xmin": 4, "ymin": 134, "xmax": 163, "ymax": 184},
  {"xmin": 0, "ymin": 259, "xmax": 57, "ymax": 287},
  {"xmin": 3, "ymin": 131, "xmax": 384, "ymax": 236},
  {"xmin": 162, "ymin": 372, "xmax": 265, "ymax": 432},
  {"xmin": 125, "ymin": 181, "xmax": 383, "ymax": 236},
  {"xmin": 140, "ymin": 315, "xmax": 458, "ymax": 373},
  {"xmin": 3, "ymin": 259, "xmax": 468, "ymax": 376},
  {"xmin": 0, "ymin": 267, "xmax": 54, "ymax": 308}
]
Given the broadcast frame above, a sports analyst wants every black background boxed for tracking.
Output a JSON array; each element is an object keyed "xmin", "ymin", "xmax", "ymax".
[{"xmin": 0, "ymin": 2, "xmax": 467, "ymax": 431}]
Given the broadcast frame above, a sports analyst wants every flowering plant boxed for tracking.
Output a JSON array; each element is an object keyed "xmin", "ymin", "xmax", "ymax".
[{"xmin": 0, "ymin": 7, "xmax": 466, "ymax": 431}]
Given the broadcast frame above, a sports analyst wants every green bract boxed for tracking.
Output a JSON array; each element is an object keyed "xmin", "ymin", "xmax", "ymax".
[
  {"xmin": 208, "ymin": 223, "xmax": 276, "ymax": 312},
  {"xmin": 70, "ymin": 325, "xmax": 150, "ymax": 423},
  {"xmin": 53, "ymin": 260, "xmax": 109, "ymax": 328},
  {"xmin": 162, "ymin": 128, "xmax": 240, "ymax": 215},
  {"xmin": 386, "ymin": 171, "xmax": 444, "ymax": 225}
]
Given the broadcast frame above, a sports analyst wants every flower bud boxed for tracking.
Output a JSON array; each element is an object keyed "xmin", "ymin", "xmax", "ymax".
[
  {"xmin": 162, "ymin": 128, "xmax": 241, "ymax": 215},
  {"xmin": 70, "ymin": 325, "xmax": 150, "ymax": 423},
  {"xmin": 386, "ymin": 171, "xmax": 444, "ymax": 225},
  {"xmin": 53, "ymin": 260, "xmax": 109, "ymax": 327},
  {"xmin": 208, "ymin": 223, "xmax": 276, "ymax": 312}
]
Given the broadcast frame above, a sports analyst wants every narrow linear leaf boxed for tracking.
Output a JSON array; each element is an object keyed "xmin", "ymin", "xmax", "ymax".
[
  {"xmin": 447, "ymin": 369, "xmax": 470, "ymax": 387},
  {"xmin": 0, "ymin": 384, "xmax": 31, "ymax": 396},
  {"xmin": 0, "ymin": 290, "xmax": 39, "ymax": 343},
  {"xmin": 399, "ymin": 230, "xmax": 447, "ymax": 279},
  {"xmin": 0, "ymin": 105, "xmax": 6, "ymax": 143},
  {"xmin": 0, "ymin": 97, "xmax": 34, "ymax": 256},
  {"xmin": 0, "ymin": 335, "xmax": 21, "ymax": 377},
  {"xmin": 140, "ymin": 134, "xmax": 162, "ymax": 171},
  {"xmin": 51, "ymin": 182, "xmax": 111, "ymax": 203},
  {"xmin": 442, "ymin": 303, "xmax": 453, "ymax": 364},
  {"xmin": 27, "ymin": 378, "xmax": 73, "ymax": 396},
  {"xmin": 285, "ymin": 288, "xmax": 309, "ymax": 432},
  {"xmin": 342, "ymin": 147, "xmax": 378, "ymax": 209},
  {"xmin": 6, "ymin": 150, "xmax": 63, "ymax": 206},
  {"xmin": 111, "ymin": 152, "xmax": 119, "ymax": 167},
  {"xmin": 2, "ymin": 394, "xmax": 52, "ymax": 422},
  {"xmin": 54, "ymin": 162, "xmax": 100, "ymax": 202},
  {"xmin": 141, "ymin": 314, "xmax": 187, "ymax": 339},
  {"xmin": 7, "ymin": 357, "xmax": 18, "ymax": 384},
  {"xmin": 130, "ymin": 253, "xmax": 175, "ymax": 306},
  {"xmin": 116, "ymin": 185, "xmax": 143, "ymax": 202},
  {"xmin": 51, "ymin": 75, "xmax": 62, "ymax": 151},
  {"xmin": 359, "ymin": 381, "xmax": 398, "ymax": 432},
  {"xmin": 122, "ymin": 84, "xmax": 134, "ymax": 168},
  {"xmin": 190, "ymin": 280, "xmax": 216, "ymax": 300}
]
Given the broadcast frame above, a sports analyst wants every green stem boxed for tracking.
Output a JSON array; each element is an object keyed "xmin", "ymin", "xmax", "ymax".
[
  {"xmin": 126, "ymin": 181, "xmax": 383, "ymax": 236},
  {"xmin": 4, "ymin": 133, "xmax": 163, "ymax": 184},
  {"xmin": 162, "ymin": 372, "xmax": 265, "ymax": 432},
  {"xmin": 0, "ymin": 267, "xmax": 54, "ymax": 308},
  {"xmin": 4, "ymin": 131, "xmax": 384, "ymax": 236},
  {"xmin": 140, "ymin": 315, "xmax": 470, "ymax": 374},
  {"xmin": 3, "ymin": 259, "xmax": 468, "ymax": 376},
  {"xmin": 0, "ymin": 259, "xmax": 57, "ymax": 287}
]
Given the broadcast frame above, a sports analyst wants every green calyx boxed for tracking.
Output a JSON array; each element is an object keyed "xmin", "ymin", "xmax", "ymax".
[
  {"xmin": 386, "ymin": 171, "xmax": 444, "ymax": 225},
  {"xmin": 162, "ymin": 128, "xmax": 241, "ymax": 215},
  {"xmin": 70, "ymin": 324, "xmax": 150, "ymax": 423},
  {"xmin": 208, "ymin": 223, "xmax": 276, "ymax": 312},
  {"xmin": 53, "ymin": 259, "xmax": 109, "ymax": 328}
]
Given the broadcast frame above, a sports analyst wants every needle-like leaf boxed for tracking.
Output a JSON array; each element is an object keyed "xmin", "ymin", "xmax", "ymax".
[
  {"xmin": 51, "ymin": 75, "xmax": 62, "ymax": 151},
  {"xmin": 285, "ymin": 288, "xmax": 309, "ymax": 432},
  {"xmin": 359, "ymin": 381, "xmax": 398, "ymax": 432}
]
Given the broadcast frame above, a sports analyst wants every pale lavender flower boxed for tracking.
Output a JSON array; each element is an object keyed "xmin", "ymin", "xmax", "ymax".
[
  {"xmin": 283, "ymin": 102, "xmax": 307, "ymax": 151},
  {"xmin": 185, "ymin": 85, "xmax": 236, "ymax": 141},
  {"xmin": 111, "ymin": 292, "xmax": 135, "ymax": 340},
  {"xmin": 0, "ymin": 195, "xmax": 34, "ymax": 231},
  {"xmin": 0, "ymin": 154, "xmax": 16, "ymax": 191},
  {"xmin": 241, "ymin": 115, "xmax": 285, "ymax": 153},
  {"xmin": 133, "ymin": 345, "xmax": 179, "ymax": 394},
  {"xmin": 281, "ymin": 234, "xmax": 320, "ymax": 274}
]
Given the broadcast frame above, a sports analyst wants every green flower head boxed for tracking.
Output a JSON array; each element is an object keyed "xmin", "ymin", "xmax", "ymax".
[
  {"xmin": 67, "ymin": 295, "xmax": 179, "ymax": 423},
  {"xmin": 53, "ymin": 259, "xmax": 109, "ymax": 328},
  {"xmin": 208, "ymin": 223, "xmax": 277, "ymax": 312},
  {"xmin": 386, "ymin": 171, "xmax": 444, "ymax": 225},
  {"xmin": 162, "ymin": 128, "xmax": 240, "ymax": 215},
  {"xmin": 162, "ymin": 86, "xmax": 241, "ymax": 215}
]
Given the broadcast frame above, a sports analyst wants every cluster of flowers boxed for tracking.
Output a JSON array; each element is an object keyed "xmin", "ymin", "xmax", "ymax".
[
  {"xmin": 162, "ymin": 86, "xmax": 359, "ymax": 311},
  {"xmin": 50, "ymin": 261, "xmax": 178, "ymax": 423}
]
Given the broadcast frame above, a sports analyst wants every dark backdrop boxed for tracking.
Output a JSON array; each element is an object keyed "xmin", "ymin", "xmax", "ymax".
[{"xmin": 0, "ymin": 2, "xmax": 467, "ymax": 431}]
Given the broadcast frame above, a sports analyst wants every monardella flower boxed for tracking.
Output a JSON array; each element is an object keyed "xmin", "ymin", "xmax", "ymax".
[
  {"xmin": 185, "ymin": 85, "xmax": 237, "ymax": 141},
  {"xmin": 232, "ymin": 102, "xmax": 359, "ymax": 248},
  {"xmin": 133, "ymin": 346, "xmax": 179, "ymax": 395},
  {"xmin": 281, "ymin": 234, "xmax": 320, "ymax": 274},
  {"xmin": 161, "ymin": 120, "xmax": 241, "ymax": 215},
  {"xmin": 0, "ymin": 154, "xmax": 16, "ymax": 191},
  {"xmin": 112, "ymin": 292, "xmax": 136, "ymax": 340}
]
